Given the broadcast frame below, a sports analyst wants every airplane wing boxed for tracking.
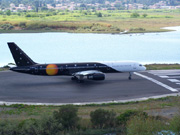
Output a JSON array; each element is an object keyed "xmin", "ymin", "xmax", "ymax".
[{"xmin": 72, "ymin": 70, "xmax": 105, "ymax": 81}]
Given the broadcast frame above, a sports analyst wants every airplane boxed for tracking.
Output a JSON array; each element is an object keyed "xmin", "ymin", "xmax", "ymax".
[{"xmin": 7, "ymin": 42, "xmax": 146, "ymax": 83}]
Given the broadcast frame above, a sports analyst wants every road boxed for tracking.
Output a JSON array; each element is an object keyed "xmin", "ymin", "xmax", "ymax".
[{"xmin": 0, "ymin": 70, "xmax": 179, "ymax": 105}]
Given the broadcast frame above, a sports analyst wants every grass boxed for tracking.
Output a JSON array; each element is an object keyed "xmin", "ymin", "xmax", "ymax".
[
  {"xmin": 0, "ymin": 68, "xmax": 8, "ymax": 71},
  {"xmin": 0, "ymin": 96, "xmax": 180, "ymax": 120},
  {"xmin": 0, "ymin": 96, "xmax": 179, "ymax": 135},
  {"xmin": 1, "ymin": 9, "xmax": 180, "ymax": 33},
  {"xmin": 145, "ymin": 64, "xmax": 180, "ymax": 70}
]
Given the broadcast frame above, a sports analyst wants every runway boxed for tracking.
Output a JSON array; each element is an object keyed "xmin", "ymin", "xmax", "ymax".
[{"xmin": 0, "ymin": 70, "xmax": 180, "ymax": 105}]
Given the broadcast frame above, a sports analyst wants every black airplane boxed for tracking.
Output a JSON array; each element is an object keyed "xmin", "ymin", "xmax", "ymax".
[{"xmin": 7, "ymin": 42, "xmax": 146, "ymax": 82}]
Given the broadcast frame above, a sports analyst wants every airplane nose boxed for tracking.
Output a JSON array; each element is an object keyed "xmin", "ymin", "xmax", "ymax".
[{"xmin": 143, "ymin": 66, "xmax": 146, "ymax": 71}]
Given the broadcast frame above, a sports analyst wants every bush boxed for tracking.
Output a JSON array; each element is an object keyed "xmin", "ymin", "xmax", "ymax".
[
  {"xmin": 46, "ymin": 13, "xmax": 52, "ymax": 16},
  {"xmin": 130, "ymin": 12, "xmax": 140, "ymax": 18},
  {"xmin": 116, "ymin": 110, "xmax": 148, "ymax": 126},
  {"xmin": 1, "ymin": 24, "xmax": 14, "ymax": 30},
  {"xmin": 6, "ymin": 10, "xmax": 11, "ymax": 16},
  {"xmin": 142, "ymin": 13, "xmax": 148, "ymax": 18},
  {"xmin": 0, "ymin": 120, "xmax": 19, "ymax": 135},
  {"xmin": 38, "ymin": 115, "xmax": 63, "ymax": 135},
  {"xmin": 53, "ymin": 105, "xmax": 80, "ymax": 130},
  {"xmin": 18, "ymin": 118, "xmax": 39, "ymax": 135},
  {"xmin": 129, "ymin": 27, "xmax": 145, "ymax": 32},
  {"xmin": 90, "ymin": 109, "xmax": 116, "ymax": 129},
  {"xmin": 97, "ymin": 12, "xmax": 102, "ymax": 17},
  {"xmin": 127, "ymin": 115, "xmax": 167, "ymax": 135},
  {"xmin": 169, "ymin": 114, "xmax": 180, "ymax": 134},
  {"xmin": 18, "ymin": 22, "xmax": 26, "ymax": 28},
  {"xmin": 26, "ymin": 23, "xmax": 48, "ymax": 30},
  {"xmin": 25, "ymin": 14, "xmax": 31, "ymax": 17}
]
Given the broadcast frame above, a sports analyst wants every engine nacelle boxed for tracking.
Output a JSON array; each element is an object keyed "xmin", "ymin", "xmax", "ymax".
[{"xmin": 87, "ymin": 73, "xmax": 105, "ymax": 80}]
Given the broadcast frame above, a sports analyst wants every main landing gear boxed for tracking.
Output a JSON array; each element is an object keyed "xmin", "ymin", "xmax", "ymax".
[
  {"xmin": 129, "ymin": 72, "xmax": 132, "ymax": 80},
  {"xmin": 71, "ymin": 76, "xmax": 84, "ymax": 83},
  {"xmin": 71, "ymin": 76, "xmax": 78, "ymax": 81}
]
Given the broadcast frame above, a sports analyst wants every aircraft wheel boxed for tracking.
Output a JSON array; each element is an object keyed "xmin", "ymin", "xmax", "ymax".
[
  {"xmin": 71, "ymin": 76, "xmax": 78, "ymax": 81},
  {"xmin": 128, "ymin": 77, "xmax": 131, "ymax": 80},
  {"xmin": 77, "ymin": 80, "xmax": 84, "ymax": 83}
]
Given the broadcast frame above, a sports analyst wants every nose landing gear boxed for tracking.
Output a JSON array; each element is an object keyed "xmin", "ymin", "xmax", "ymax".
[{"xmin": 129, "ymin": 72, "xmax": 132, "ymax": 80}]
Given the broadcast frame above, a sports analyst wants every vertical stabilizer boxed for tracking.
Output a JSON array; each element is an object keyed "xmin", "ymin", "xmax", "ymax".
[{"xmin": 7, "ymin": 42, "xmax": 37, "ymax": 67}]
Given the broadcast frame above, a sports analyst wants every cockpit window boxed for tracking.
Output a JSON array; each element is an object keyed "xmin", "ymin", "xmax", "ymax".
[{"xmin": 139, "ymin": 64, "xmax": 142, "ymax": 66}]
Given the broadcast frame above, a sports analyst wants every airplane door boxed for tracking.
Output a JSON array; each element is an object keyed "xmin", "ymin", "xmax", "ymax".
[{"xmin": 133, "ymin": 64, "xmax": 137, "ymax": 69}]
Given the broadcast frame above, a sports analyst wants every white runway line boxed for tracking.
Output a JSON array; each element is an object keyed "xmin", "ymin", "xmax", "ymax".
[
  {"xmin": 160, "ymin": 76, "xmax": 169, "ymax": 78},
  {"xmin": 134, "ymin": 72, "xmax": 178, "ymax": 92},
  {"xmin": 148, "ymin": 70, "xmax": 180, "ymax": 76},
  {"xmin": 166, "ymin": 76, "xmax": 180, "ymax": 79},
  {"xmin": 152, "ymin": 73, "xmax": 180, "ymax": 76},
  {"xmin": 168, "ymin": 79, "xmax": 180, "ymax": 83}
]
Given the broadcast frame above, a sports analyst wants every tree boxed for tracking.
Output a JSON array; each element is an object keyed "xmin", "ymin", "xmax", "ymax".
[
  {"xmin": 90, "ymin": 109, "xmax": 116, "ymax": 129},
  {"xmin": 51, "ymin": 3, "xmax": 56, "ymax": 7},
  {"xmin": 34, "ymin": 0, "xmax": 39, "ymax": 12},
  {"xmin": 116, "ymin": 110, "xmax": 148, "ymax": 126},
  {"xmin": 53, "ymin": 105, "xmax": 80, "ymax": 130},
  {"xmin": 80, "ymin": 3, "xmax": 86, "ymax": 8},
  {"xmin": 142, "ymin": 13, "xmax": 148, "ymax": 18},
  {"xmin": 6, "ymin": 10, "xmax": 11, "ymax": 16},
  {"xmin": 41, "ymin": 6, "xmax": 48, "ymax": 11},
  {"xmin": 97, "ymin": 12, "xmax": 102, "ymax": 17},
  {"xmin": 130, "ymin": 12, "xmax": 140, "ymax": 18}
]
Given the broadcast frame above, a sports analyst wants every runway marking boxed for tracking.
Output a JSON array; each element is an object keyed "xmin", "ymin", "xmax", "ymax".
[
  {"xmin": 168, "ymin": 79, "xmax": 180, "ymax": 83},
  {"xmin": 160, "ymin": 76, "xmax": 169, "ymax": 78},
  {"xmin": 167, "ymin": 76, "xmax": 180, "ymax": 79},
  {"xmin": 152, "ymin": 73, "xmax": 180, "ymax": 76},
  {"xmin": 134, "ymin": 72, "xmax": 178, "ymax": 92},
  {"xmin": 148, "ymin": 70, "xmax": 180, "ymax": 76}
]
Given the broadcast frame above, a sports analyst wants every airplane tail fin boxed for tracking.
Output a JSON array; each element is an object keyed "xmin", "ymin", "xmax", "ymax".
[{"xmin": 7, "ymin": 42, "xmax": 37, "ymax": 67}]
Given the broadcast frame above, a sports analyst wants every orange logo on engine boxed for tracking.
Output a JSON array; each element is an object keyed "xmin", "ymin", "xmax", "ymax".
[{"xmin": 46, "ymin": 64, "xmax": 58, "ymax": 76}]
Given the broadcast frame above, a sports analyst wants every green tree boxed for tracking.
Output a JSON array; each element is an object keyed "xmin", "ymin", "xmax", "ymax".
[
  {"xmin": 142, "ymin": 13, "xmax": 148, "ymax": 18},
  {"xmin": 34, "ymin": 0, "xmax": 39, "ymax": 12},
  {"xmin": 116, "ymin": 110, "xmax": 148, "ymax": 126},
  {"xmin": 90, "ymin": 108, "xmax": 116, "ymax": 129},
  {"xmin": 53, "ymin": 105, "xmax": 80, "ymax": 130},
  {"xmin": 130, "ymin": 12, "xmax": 140, "ymax": 18},
  {"xmin": 18, "ymin": 22, "xmax": 27, "ymax": 28},
  {"xmin": 97, "ymin": 12, "xmax": 102, "ymax": 17},
  {"xmin": 6, "ymin": 10, "xmax": 11, "ymax": 16}
]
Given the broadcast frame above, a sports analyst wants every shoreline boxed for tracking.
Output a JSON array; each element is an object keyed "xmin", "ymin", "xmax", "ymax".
[
  {"xmin": 1, "ymin": 24, "xmax": 177, "ymax": 35},
  {"xmin": 0, "ymin": 28, "xmax": 171, "ymax": 34}
]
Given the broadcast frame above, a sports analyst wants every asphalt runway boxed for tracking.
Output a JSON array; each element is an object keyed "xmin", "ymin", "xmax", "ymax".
[{"xmin": 0, "ymin": 70, "xmax": 179, "ymax": 104}]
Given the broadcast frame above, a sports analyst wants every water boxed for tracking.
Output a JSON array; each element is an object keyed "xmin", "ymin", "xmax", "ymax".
[{"xmin": 0, "ymin": 26, "xmax": 180, "ymax": 66}]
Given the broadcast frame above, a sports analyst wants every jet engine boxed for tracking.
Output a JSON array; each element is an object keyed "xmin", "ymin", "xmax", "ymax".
[{"xmin": 87, "ymin": 73, "xmax": 105, "ymax": 80}]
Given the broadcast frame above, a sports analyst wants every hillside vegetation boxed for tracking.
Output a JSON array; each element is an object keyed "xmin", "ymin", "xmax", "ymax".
[{"xmin": 1, "ymin": 9, "xmax": 180, "ymax": 33}]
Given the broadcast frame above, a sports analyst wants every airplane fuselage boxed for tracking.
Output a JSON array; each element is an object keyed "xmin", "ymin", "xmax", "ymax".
[{"xmin": 10, "ymin": 61, "xmax": 146, "ymax": 76}]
